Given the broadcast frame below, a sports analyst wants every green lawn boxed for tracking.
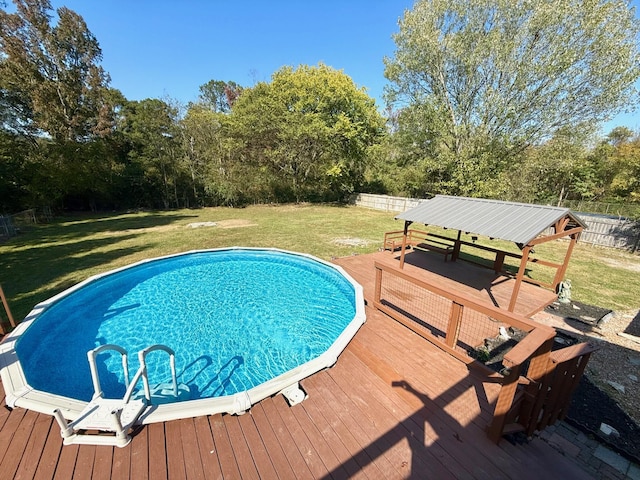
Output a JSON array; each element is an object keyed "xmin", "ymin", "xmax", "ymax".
[{"xmin": 1, "ymin": 204, "xmax": 638, "ymax": 324}]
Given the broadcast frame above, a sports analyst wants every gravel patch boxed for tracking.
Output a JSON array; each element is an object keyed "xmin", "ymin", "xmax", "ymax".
[
  {"xmin": 533, "ymin": 306, "xmax": 640, "ymax": 462},
  {"xmin": 586, "ymin": 309, "xmax": 640, "ymax": 426}
]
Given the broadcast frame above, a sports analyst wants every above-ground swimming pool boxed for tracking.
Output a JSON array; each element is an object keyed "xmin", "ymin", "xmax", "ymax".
[{"xmin": 0, "ymin": 247, "xmax": 365, "ymax": 423}]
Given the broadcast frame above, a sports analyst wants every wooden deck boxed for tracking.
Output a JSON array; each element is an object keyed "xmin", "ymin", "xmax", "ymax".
[
  {"xmin": 336, "ymin": 250, "xmax": 558, "ymax": 318},
  {"xmin": 0, "ymin": 252, "xmax": 591, "ymax": 479}
]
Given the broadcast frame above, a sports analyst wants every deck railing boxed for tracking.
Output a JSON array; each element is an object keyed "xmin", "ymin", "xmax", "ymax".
[
  {"xmin": 384, "ymin": 228, "xmax": 566, "ymax": 290},
  {"xmin": 383, "ymin": 229, "xmax": 452, "ymax": 252},
  {"xmin": 372, "ymin": 260, "xmax": 595, "ymax": 442}
]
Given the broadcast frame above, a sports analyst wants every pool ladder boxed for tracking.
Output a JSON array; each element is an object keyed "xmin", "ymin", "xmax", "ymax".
[{"xmin": 53, "ymin": 344, "xmax": 185, "ymax": 448}]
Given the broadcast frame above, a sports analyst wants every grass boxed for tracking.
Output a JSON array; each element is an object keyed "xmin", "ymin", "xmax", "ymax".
[{"xmin": 1, "ymin": 204, "xmax": 638, "ymax": 324}]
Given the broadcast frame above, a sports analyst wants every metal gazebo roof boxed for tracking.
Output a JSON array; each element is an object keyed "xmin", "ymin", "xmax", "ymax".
[{"xmin": 395, "ymin": 195, "xmax": 587, "ymax": 247}]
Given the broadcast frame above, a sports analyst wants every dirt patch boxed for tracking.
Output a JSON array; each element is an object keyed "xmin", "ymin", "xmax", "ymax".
[
  {"xmin": 601, "ymin": 256, "xmax": 640, "ymax": 273},
  {"xmin": 471, "ymin": 327, "xmax": 528, "ymax": 372},
  {"xmin": 332, "ymin": 237, "xmax": 375, "ymax": 247},
  {"xmin": 211, "ymin": 219, "xmax": 257, "ymax": 229},
  {"xmin": 101, "ymin": 224, "xmax": 178, "ymax": 236},
  {"xmin": 186, "ymin": 221, "xmax": 218, "ymax": 228}
]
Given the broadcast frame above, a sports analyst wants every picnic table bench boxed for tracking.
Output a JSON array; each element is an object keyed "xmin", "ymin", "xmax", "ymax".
[
  {"xmin": 383, "ymin": 229, "xmax": 456, "ymax": 261},
  {"xmin": 414, "ymin": 238, "xmax": 455, "ymax": 261}
]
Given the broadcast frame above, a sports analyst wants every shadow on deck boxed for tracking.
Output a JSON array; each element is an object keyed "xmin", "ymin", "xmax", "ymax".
[{"xmin": 336, "ymin": 250, "xmax": 558, "ymax": 318}]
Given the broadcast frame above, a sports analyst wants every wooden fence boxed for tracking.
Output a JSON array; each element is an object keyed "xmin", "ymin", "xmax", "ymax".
[
  {"xmin": 352, "ymin": 193, "xmax": 422, "ymax": 212},
  {"xmin": 574, "ymin": 212, "xmax": 639, "ymax": 250},
  {"xmin": 354, "ymin": 193, "xmax": 640, "ymax": 252}
]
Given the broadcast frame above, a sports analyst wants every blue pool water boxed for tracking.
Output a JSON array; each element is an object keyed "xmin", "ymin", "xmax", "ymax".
[{"xmin": 16, "ymin": 249, "xmax": 357, "ymax": 402}]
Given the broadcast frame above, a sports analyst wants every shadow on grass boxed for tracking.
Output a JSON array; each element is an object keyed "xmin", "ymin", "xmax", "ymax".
[
  {"xmin": 0, "ymin": 211, "xmax": 197, "ymax": 322},
  {"xmin": 11, "ymin": 211, "xmax": 199, "ymax": 246}
]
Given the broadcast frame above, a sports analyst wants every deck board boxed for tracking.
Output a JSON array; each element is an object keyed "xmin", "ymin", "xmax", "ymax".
[
  {"xmin": 179, "ymin": 418, "xmax": 207, "ymax": 480},
  {"xmin": 354, "ymin": 314, "xmax": 496, "ymax": 426},
  {"xmin": 327, "ymin": 349, "xmax": 463, "ymax": 480},
  {"xmin": 165, "ymin": 418, "xmax": 186, "ymax": 478},
  {"xmin": 236, "ymin": 409, "xmax": 280, "ymax": 480},
  {"xmin": 73, "ymin": 444, "xmax": 96, "ymax": 479},
  {"xmin": 32, "ymin": 420, "xmax": 64, "ymax": 480},
  {"xmin": 92, "ymin": 443, "xmax": 113, "ymax": 480},
  {"xmin": 304, "ymin": 373, "xmax": 401, "ymax": 479},
  {"xmin": 2, "ymin": 408, "xmax": 38, "ymax": 479},
  {"xmin": 111, "ymin": 438, "xmax": 131, "ymax": 478},
  {"xmin": 146, "ymin": 421, "xmax": 167, "ymax": 480},
  {"xmin": 0, "ymin": 252, "xmax": 593, "ymax": 479},
  {"xmin": 259, "ymin": 398, "xmax": 316, "ymax": 479},
  {"xmin": 223, "ymin": 411, "xmax": 261, "ymax": 480},
  {"xmin": 342, "ymin": 344, "xmax": 490, "ymax": 478},
  {"xmin": 52, "ymin": 443, "xmax": 79, "ymax": 480},
  {"xmin": 128, "ymin": 422, "xmax": 148, "ymax": 480},
  {"xmin": 209, "ymin": 415, "xmax": 242, "ymax": 479},
  {"xmin": 14, "ymin": 413, "xmax": 51, "ymax": 480},
  {"xmin": 0, "ymin": 381, "xmax": 11, "ymax": 430},
  {"xmin": 192, "ymin": 415, "xmax": 223, "ymax": 480},
  {"xmin": 271, "ymin": 394, "xmax": 334, "ymax": 478},
  {"xmin": 296, "ymin": 390, "xmax": 371, "ymax": 480},
  {"xmin": 249, "ymin": 402, "xmax": 298, "ymax": 480}
]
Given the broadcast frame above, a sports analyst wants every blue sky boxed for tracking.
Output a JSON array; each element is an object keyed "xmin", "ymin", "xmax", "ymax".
[
  {"xmin": 50, "ymin": 1, "xmax": 413, "ymax": 107},
  {"xmin": 48, "ymin": 0, "xmax": 639, "ymax": 133}
]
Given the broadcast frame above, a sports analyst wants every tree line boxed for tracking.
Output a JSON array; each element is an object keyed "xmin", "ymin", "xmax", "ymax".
[{"xmin": 1, "ymin": 0, "xmax": 639, "ymax": 215}]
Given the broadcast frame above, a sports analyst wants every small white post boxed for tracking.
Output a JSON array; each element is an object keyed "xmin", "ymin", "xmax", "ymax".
[
  {"xmin": 53, "ymin": 409, "xmax": 75, "ymax": 440},
  {"xmin": 110, "ymin": 409, "xmax": 128, "ymax": 445}
]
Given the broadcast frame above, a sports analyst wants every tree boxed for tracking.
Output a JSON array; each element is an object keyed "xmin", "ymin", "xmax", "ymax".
[
  {"xmin": 384, "ymin": 0, "xmax": 640, "ymax": 194},
  {"xmin": 0, "ymin": 0, "xmax": 120, "ymax": 211},
  {"xmin": 197, "ymin": 80, "xmax": 243, "ymax": 113},
  {"xmin": 607, "ymin": 126, "xmax": 635, "ymax": 147},
  {"xmin": 0, "ymin": 0, "xmax": 112, "ymax": 141},
  {"xmin": 0, "ymin": 130, "xmax": 33, "ymax": 211},
  {"xmin": 180, "ymin": 103, "xmax": 242, "ymax": 205},
  {"xmin": 120, "ymin": 98, "xmax": 182, "ymax": 208},
  {"xmin": 502, "ymin": 126, "xmax": 595, "ymax": 204},
  {"xmin": 229, "ymin": 64, "xmax": 386, "ymax": 202},
  {"xmin": 609, "ymin": 132, "xmax": 640, "ymax": 200}
]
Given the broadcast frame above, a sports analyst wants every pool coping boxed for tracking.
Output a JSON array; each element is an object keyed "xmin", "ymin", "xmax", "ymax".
[{"xmin": 0, "ymin": 247, "xmax": 366, "ymax": 424}]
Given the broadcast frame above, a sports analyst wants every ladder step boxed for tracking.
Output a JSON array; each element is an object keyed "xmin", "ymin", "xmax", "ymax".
[{"xmin": 142, "ymin": 382, "xmax": 191, "ymax": 405}]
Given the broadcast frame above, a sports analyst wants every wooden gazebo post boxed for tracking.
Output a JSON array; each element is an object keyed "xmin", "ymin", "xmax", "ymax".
[
  {"xmin": 453, "ymin": 230, "xmax": 462, "ymax": 261},
  {"xmin": 508, "ymin": 245, "xmax": 532, "ymax": 312},
  {"xmin": 508, "ymin": 217, "xmax": 584, "ymax": 312},
  {"xmin": 399, "ymin": 220, "xmax": 412, "ymax": 269},
  {"xmin": 551, "ymin": 229, "xmax": 581, "ymax": 290}
]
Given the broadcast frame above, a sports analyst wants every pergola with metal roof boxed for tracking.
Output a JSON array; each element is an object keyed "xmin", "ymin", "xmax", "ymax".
[{"xmin": 395, "ymin": 195, "xmax": 587, "ymax": 312}]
